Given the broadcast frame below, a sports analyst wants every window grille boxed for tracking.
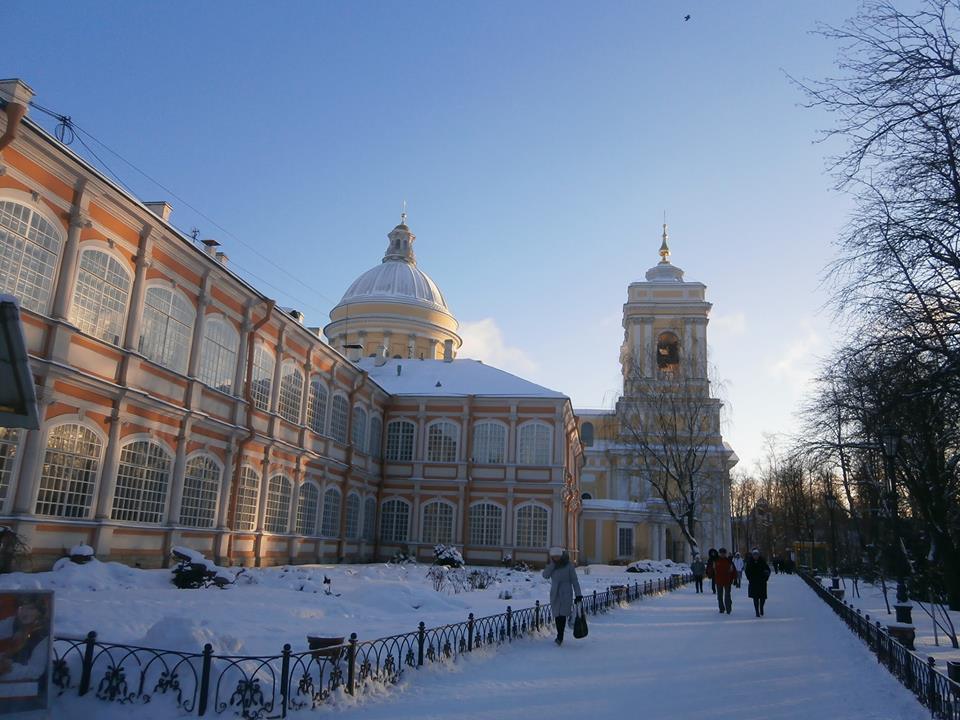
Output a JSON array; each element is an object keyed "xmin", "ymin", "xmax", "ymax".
[
  {"xmin": 368, "ymin": 416, "xmax": 383, "ymax": 459},
  {"xmin": 518, "ymin": 422, "xmax": 552, "ymax": 465},
  {"xmin": 351, "ymin": 407, "xmax": 367, "ymax": 451},
  {"xmin": 179, "ymin": 455, "xmax": 221, "ymax": 528},
  {"xmin": 234, "ymin": 466, "xmax": 260, "ymax": 531},
  {"xmin": 140, "ymin": 286, "xmax": 194, "ymax": 373},
  {"xmin": 264, "ymin": 475, "xmax": 292, "ymax": 533},
  {"xmin": 380, "ymin": 498, "xmax": 410, "ymax": 543},
  {"xmin": 296, "ymin": 482, "xmax": 319, "ymax": 535},
  {"xmin": 422, "ymin": 501, "xmax": 454, "ymax": 544},
  {"xmin": 306, "ymin": 378, "xmax": 327, "ymax": 434},
  {"xmin": 469, "ymin": 503, "xmax": 503, "ymax": 546},
  {"xmin": 515, "ymin": 504, "xmax": 548, "ymax": 548},
  {"xmin": 35, "ymin": 424, "xmax": 101, "ymax": 518},
  {"xmin": 345, "ymin": 492, "xmax": 360, "ymax": 539},
  {"xmin": 112, "ymin": 441, "xmax": 171, "ymax": 523},
  {"xmin": 472, "ymin": 422, "xmax": 506, "ymax": 464},
  {"xmin": 427, "ymin": 421, "xmax": 458, "ymax": 463},
  {"xmin": 330, "ymin": 395, "xmax": 349, "ymax": 443},
  {"xmin": 0, "ymin": 200, "xmax": 63, "ymax": 313},
  {"xmin": 278, "ymin": 363, "xmax": 304, "ymax": 424},
  {"xmin": 198, "ymin": 317, "xmax": 239, "ymax": 393},
  {"xmin": 0, "ymin": 428, "xmax": 20, "ymax": 508},
  {"xmin": 250, "ymin": 344, "xmax": 275, "ymax": 412},
  {"xmin": 321, "ymin": 487, "xmax": 341, "ymax": 536},
  {"xmin": 363, "ymin": 496, "xmax": 376, "ymax": 541},
  {"xmin": 70, "ymin": 248, "xmax": 130, "ymax": 344},
  {"xmin": 385, "ymin": 420, "xmax": 415, "ymax": 461}
]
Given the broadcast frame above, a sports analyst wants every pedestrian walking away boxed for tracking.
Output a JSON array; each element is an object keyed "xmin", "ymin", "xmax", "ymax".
[
  {"xmin": 712, "ymin": 547, "xmax": 736, "ymax": 614},
  {"xmin": 744, "ymin": 547, "xmax": 771, "ymax": 617},
  {"xmin": 690, "ymin": 554, "xmax": 705, "ymax": 593},
  {"xmin": 706, "ymin": 548, "xmax": 718, "ymax": 595},
  {"xmin": 732, "ymin": 552, "xmax": 744, "ymax": 588},
  {"xmin": 542, "ymin": 547, "xmax": 582, "ymax": 645}
]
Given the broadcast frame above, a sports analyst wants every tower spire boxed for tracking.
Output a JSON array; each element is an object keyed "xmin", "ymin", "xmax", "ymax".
[
  {"xmin": 401, "ymin": 199, "xmax": 408, "ymax": 227},
  {"xmin": 659, "ymin": 219, "xmax": 671, "ymax": 263}
]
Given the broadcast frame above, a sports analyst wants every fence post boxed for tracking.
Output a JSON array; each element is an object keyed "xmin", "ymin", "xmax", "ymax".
[
  {"xmin": 875, "ymin": 621, "xmax": 883, "ymax": 664},
  {"xmin": 198, "ymin": 643, "xmax": 213, "ymax": 716},
  {"xmin": 634, "ymin": 581, "xmax": 639, "ymax": 600},
  {"xmin": 533, "ymin": 602, "xmax": 540, "ymax": 631},
  {"xmin": 927, "ymin": 657, "xmax": 937, "ymax": 711},
  {"xmin": 78, "ymin": 631, "xmax": 97, "ymax": 696},
  {"xmin": 468, "ymin": 613, "xmax": 475, "ymax": 650},
  {"xmin": 417, "ymin": 622, "xmax": 425, "ymax": 666},
  {"xmin": 592, "ymin": 590, "xmax": 597, "ymax": 615},
  {"xmin": 506, "ymin": 606, "xmax": 513, "ymax": 641},
  {"xmin": 346, "ymin": 633, "xmax": 357, "ymax": 695},
  {"xmin": 280, "ymin": 643, "xmax": 291, "ymax": 718}
]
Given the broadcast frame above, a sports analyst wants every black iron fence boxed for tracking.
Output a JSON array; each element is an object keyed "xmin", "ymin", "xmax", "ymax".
[
  {"xmin": 51, "ymin": 572, "xmax": 691, "ymax": 718},
  {"xmin": 799, "ymin": 571, "xmax": 960, "ymax": 719}
]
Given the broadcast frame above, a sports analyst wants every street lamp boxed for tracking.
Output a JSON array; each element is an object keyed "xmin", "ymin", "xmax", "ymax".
[
  {"xmin": 824, "ymin": 490, "xmax": 839, "ymax": 577},
  {"xmin": 880, "ymin": 428, "xmax": 909, "ymax": 606}
]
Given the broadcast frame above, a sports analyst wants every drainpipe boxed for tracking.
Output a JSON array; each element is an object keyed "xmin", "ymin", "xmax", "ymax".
[
  {"xmin": 337, "ymin": 370, "xmax": 368, "ymax": 559},
  {"xmin": 0, "ymin": 79, "xmax": 33, "ymax": 153},
  {"xmin": 226, "ymin": 299, "xmax": 275, "ymax": 561}
]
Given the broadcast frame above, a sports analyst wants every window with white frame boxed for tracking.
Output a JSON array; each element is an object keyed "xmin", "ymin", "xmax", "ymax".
[
  {"xmin": 385, "ymin": 420, "xmax": 415, "ymax": 461},
  {"xmin": 345, "ymin": 492, "xmax": 360, "ymax": 539},
  {"xmin": 112, "ymin": 440, "xmax": 171, "ymax": 523},
  {"xmin": 198, "ymin": 316, "xmax": 239, "ymax": 393},
  {"xmin": 264, "ymin": 475, "xmax": 292, "ymax": 533},
  {"xmin": 617, "ymin": 525, "xmax": 634, "ymax": 558},
  {"xmin": 251, "ymin": 344, "xmax": 275, "ymax": 412},
  {"xmin": 330, "ymin": 395, "xmax": 349, "ymax": 443},
  {"xmin": 517, "ymin": 422, "xmax": 553, "ymax": 465},
  {"xmin": 306, "ymin": 377, "xmax": 327, "ymax": 434},
  {"xmin": 362, "ymin": 496, "xmax": 376, "ymax": 541},
  {"xmin": 234, "ymin": 466, "xmax": 260, "ymax": 531},
  {"xmin": 278, "ymin": 362, "xmax": 304, "ymax": 424},
  {"xmin": 296, "ymin": 482, "xmax": 320, "ymax": 535},
  {"xmin": 351, "ymin": 407, "xmax": 367, "ymax": 451},
  {"xmin": 321, "ymin": 487, "xmax": 341, "ymax": 536},
  {"xmin": 469, "ymin": 502, "xmax": 503, "ymax": 546},
  {"xmin": 426, "ymin": 421, "xmax": 458, "ymax": 463},
  {"xmin": 368, "ymin": 416, "xmax": 383, "ymax": 459},
  {"xmin": 0, "ymin": 428, "xmax": 21, "ymax": 508},
  {"xmin": 472, "ymin": 422, "xmax": 506, "ymax": 464},
  {"xmin": 180, "ymin": 454, "xmax": 221, "ymax": 528},
  {"xmin": 140, "ymin": 285, "xmax": 194, "ymax": 373},
  {"xmin": 421, "ymin": 501, "xmax": 454, "ymax": 544},
  {"xmin": 515, "ymin": 504, "xmax": 548, "ymax": 548},
  {"xmin": 0, "ymin": 199, "xmax": 63, "ymax": 313},
  {"xmin": 380, "ymin": 498, "xmax": 409, "ymax": 544},
  {"xmin": 70, "ymin": 248, "xmax": 131, "ymax": 344},
  {"xmin": 34, "ymin": 424, "xmax": 101, "ymax": 518}
]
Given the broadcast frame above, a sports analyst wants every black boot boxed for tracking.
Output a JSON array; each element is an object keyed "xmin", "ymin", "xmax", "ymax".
[
  {"xmin": 555, "ymin": 616, "xmax": 566, "ymax": 645},
  {"xmin": 753, "ymin": 598, "xmax": 760, "ymax": 617}
]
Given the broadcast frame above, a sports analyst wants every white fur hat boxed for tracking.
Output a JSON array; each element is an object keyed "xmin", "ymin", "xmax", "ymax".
[{"xmin": 549, "ymin": 546, "xmax": 565, "ymax": 556}]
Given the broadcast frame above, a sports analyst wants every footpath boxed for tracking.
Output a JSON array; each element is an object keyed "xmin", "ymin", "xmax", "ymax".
[{"xmin": 340, "ymin": 573, "xmax": 929, "ymax": 720}]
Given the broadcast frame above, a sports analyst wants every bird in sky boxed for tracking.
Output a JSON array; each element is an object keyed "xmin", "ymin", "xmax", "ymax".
[{"xmin": 684, "ymin": 14, "xmax": 691, "ymax": 21}]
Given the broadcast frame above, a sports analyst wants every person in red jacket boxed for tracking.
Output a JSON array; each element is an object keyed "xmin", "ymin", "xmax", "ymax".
[{"xmin": 713, "ymin": 547, "xmax": 737, "ymax": 614}]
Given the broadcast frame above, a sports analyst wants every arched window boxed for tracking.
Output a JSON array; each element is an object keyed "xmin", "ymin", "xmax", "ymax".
[
  {"xmin": 35, "ymin": 424, "xmax": 102, "ymax": 518},
  {"xmin": 427, "ymin": 421, "xmax": 458, "ymax": 463},
  {"xmin": 296, "ymin": 482, "xmax": 320, "ymax": 535},
  {"xmin": 368, "ymin": 416, "xmax": 383, "ymax": 459},
  {"xmin": 0, "ymin": 428, "xmax": 21, "ymax": 510},
  {"xmin": 421, "ymin": 500, "xmax": 454, "ymax": 544},
  {"xmin": 141, "ymin": 285, "xmax": 194, "ymax": 373},
  {"xmin": 469, "ymin": 502, "xmax": 503, "ymax": 546},
  {"xmin": 180, "ymin": 454, "xmax": 221, "ymax": 528},
  {"xmin": 380, "ymin": 498, "xmax": 410, "ymax": 544},
  {"xmin": 306, "ymin": 377, "xmax": 327, "ymax": 434},
  {"xmin": 251, "ymin": 344, "xmax": 275, "ymax": 411},
  {"xmin": 198, "ymin": 316, "xmax": 239, "ymax": 393},
  {"xmin": 385, "ymin": 420, "xmax": 415, "ymax": 461},
  {"xmin": 0, "ymin": 199, "xmax": 63, "ymax": 313},
  {"xmin": 581, "ymin": 422, "xmax": 594, "ymax": 447},
  {"xmin": 278, "ymin": 361, "xmax": 304, "ymax": 424},
  {"xmin": 234, "ymin": 466, "xmax": 260, "ymax": 531},
  {"xmin": 112, "ymin": 440, "xmax": 171, "ymax": 523},
  {"xmin": 517, "ymin": 422, "xmax": 552, "ymax": 465},
  {"xmin": 472, "ymin": 422, "xmax": 506, "ymax": 464},
  {"xmin": 351, "ymin": 407, "xmax": 367, "ymax": 451},
  {"xmin": 345, "ymin": 492, "xmax": 361, "ymax": 539},
  {"xmin": 70, "ymin": 247, "xmax": 131, "ymax": 344},
  {"xmin": 321, "ymin": 487, "xmax": 341, "ymax": 536},
  {"xmin": 264, "ymin": 475, "xmax": 292, "ymax": 533},
  {"xmin": 657, "ymin": 332, "xmax": 680, "ymax": 373},
  {"xmin": 363, "ymin": 496, "xmax": 376, "ymax": 541},
  {"xmin": 515, "ymin": 504, "xmax": 549, "ymax": 548},
  {"xmin": 330, "ymin": 395, "xmax": 349, "ymax": 444}
]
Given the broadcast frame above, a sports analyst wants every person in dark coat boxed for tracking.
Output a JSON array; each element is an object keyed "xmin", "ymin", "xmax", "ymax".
[
  {"xmin": 744, "ymin": 547, "xmax": 771, "ymax": 617},
  {"xmin": 712, "ymin": 548, "xmax": 737, "ymax": 614},
  {"xmin": 542, "ymin": 547, "xmax": 582, "ymax": 645},
  {"xmin": 705, "ymin": 548, "xmax": 719, "ymax": 594},
  {"xmin": 690, "ymin": 554, "xmax": 705, "ymax": 593}
]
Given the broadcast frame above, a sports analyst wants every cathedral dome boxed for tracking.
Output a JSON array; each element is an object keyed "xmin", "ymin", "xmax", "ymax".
[{"xmin": 336, "ymin": 237, "xmax": 449, "ymax": 312}]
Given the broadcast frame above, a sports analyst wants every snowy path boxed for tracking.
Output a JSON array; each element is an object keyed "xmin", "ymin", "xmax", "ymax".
[{"xmin": 336, "ymin": 574, "xmax": 928, "ymax": 720}]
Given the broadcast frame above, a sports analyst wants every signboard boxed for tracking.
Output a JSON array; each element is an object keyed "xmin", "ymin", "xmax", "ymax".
[{"xmin": 0, "ymin": 590, "xmax": 54, "ymax": 715}]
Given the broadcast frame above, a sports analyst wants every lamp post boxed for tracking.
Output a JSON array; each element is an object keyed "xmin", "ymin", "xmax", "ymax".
[
  {"xmin": 881, "ymin": 429, "xmax": 913, "ymax": 637},
  {"xmin": 825, "ymin": 490, "xmax": 840, "ymax": 590}
]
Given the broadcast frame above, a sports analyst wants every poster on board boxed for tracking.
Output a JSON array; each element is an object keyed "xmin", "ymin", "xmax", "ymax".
[{"xmin": 0, "ymin": 589, "xmax": 54, "ymax": 716}]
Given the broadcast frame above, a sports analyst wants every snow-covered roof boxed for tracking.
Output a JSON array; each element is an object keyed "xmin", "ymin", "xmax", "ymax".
[
  {"xmin": 358, "ymin": 358, "xmax": 567, "ymax": 399},
  {"xmin": 575, "ymin": 408, "xmax": 614, "ymax": 417},
  {"xmin": 338, "ymin": 259, "xmax": 449, "ymax": 312}
]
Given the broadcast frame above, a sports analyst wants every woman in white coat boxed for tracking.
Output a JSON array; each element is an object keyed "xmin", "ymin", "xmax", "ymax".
[{"xmin": 542, "ymin": 547, "xmax": 582, "ymax": 645}]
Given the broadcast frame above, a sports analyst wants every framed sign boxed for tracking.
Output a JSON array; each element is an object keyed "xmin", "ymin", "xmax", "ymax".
[{"xmin": 0, "ymin": 590, "xmax": 54, "ymax": 715}]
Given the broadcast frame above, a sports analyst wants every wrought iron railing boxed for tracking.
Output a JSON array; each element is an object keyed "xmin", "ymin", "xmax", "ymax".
[
  {"xmin": 799, "ymin": 571, "xmax": 960, "ymax": 719},
  {"xmin": 51, "ymin": 572, "xmax": 691, "ymax": 717}
]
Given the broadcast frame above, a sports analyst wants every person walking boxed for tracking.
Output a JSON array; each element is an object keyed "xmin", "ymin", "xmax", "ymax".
[
  {"xmin": 542, "ymin": 547, "xmax": 582, "ymax": 645},
  {"xmin": 706, "ymin": 548, "xmax": 719, "ymax": 595},
  {"xmin": 690, "ymin": 554, "xmax": 705, "ymax": 593},
  {"xmin": 744, "ymin": 547, "xmax": 771, "ymax": 617},
  {"xmin": 713, "ymin": 547, "xmax": 736, "ymax": 614},
  {"xmin": 732, "ymin": 551, "xmax": 745, "ymax": 588}
]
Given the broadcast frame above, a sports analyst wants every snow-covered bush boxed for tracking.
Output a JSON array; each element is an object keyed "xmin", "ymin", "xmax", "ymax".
[
  {"xmin": 388, "ymin": 546, "xmax": 416, "ymax": 564},
  {"xmin": 69, "ymin": 543, "xmax": 95, "ymax": 564},
  {"xmin": 433, "ymin": 544, "xmax": 464, "ymax": 568},
  {"xmin": 427, "ymin": 565, "xmax": 449, "ymax": 592},
  {"xmin": 498, "ymin": 589, "xmax": 513, "ymax": 600},
  {"xmin": 170, "ymin": 547, "xmax": 239, "ymax": 589},
  {"xmin": 467, "ymin": 569, "xmax": 497, "ymax": 590},
  {"xmin": 0, "ymin": 526, "xmax": 29, "ymax": 574}
]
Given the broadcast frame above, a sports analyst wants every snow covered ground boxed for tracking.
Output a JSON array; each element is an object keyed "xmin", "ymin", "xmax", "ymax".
[
  {"xmin": 819, "ymin": 575, "xmax": 960, "ymax": 666},
  {"xmin": 45, "ymin": 574, "xmax": 929, "ymax": 720},
  {"xmin": 0, "ymin": 557, "xmax": 688, "ymax": 655}
]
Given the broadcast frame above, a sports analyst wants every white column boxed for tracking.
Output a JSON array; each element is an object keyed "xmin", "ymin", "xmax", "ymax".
[
  {"xmin": 167, "ymin": 420, "xmax": 192, "ymax": 524},
  {"xmin": 187, "ymin": 280, "xmax": 211, "ymax": 378},
  {"xmin": 217, "ymin": 441, "xmax": 237, "ymax": 530},
  {"xmin": 123, "ymin": 229, "xmax": 154, "ymax": 352},
  {"xmin": 659, "ymin": 523, "xmax": 668, "ymax": 560},
  {"xmin": 51, "ymin": 210, "xmax": 89, "ymax": 321},
  {"xmin": 94, "ymin": 413, "xmax": 124, "ymax": 519},
  {"xmin": 10, "ymin": 394, "xmax": 53, "ymax": 514},
  {"xmin": 255, "ymin": 449, "xmax": 272, "ymax": 532},
  {"xmin": 269, "ymin": 329, "xmax": 285, "ymax": 414}
]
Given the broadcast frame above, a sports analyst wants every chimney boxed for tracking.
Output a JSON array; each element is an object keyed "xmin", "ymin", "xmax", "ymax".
[
  {"xmin": 201, "ymin": 238, "xmax": 220, "ymax": 256},
  {"xmin": 0, "ymin": 79, "xmax": 35, "ymax": 153},
  {"xmin": 288, "ymin": 309, "xmax": 304, "ymax": 324},
  {"xmin": 215, "ymin": 250, "xmax": 229, "ymax": 265},
  {"xmin": 144, "ymin": 201, "xmax": 173, "ymax": 222},
  {"xmin": 443, "ymin": 339, "xmax": 454, "ymax": 362},
  {"xmin": 343, "ymin": 343, "xmax": 363, "ymax": 362},
  {"xmin": 374, "ymin": 345, "xmax": 389, "ymax": 367}
]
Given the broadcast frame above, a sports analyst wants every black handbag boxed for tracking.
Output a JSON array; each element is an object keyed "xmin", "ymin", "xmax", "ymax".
[{"xmin": 572, "ymin": 603, "xmax": 588, "ymax": 639}]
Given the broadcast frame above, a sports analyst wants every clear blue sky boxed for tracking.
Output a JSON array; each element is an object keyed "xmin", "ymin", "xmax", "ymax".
[{"xmin": 5, "ymin": 0, "xmax": 870, "ymax": 471}]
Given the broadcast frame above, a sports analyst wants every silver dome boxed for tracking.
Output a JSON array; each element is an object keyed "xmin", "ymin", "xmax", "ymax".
[{"xmin": 337, "ymin": 260, "xmax": 449, "ymax": 311}]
